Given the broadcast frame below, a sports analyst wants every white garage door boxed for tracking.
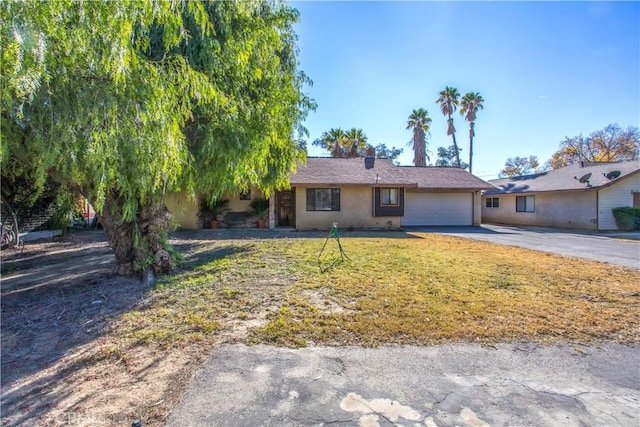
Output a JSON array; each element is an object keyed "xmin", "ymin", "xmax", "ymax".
[{"xmin": 402, "ymin": 192, "xmax": 473, "ymax": 226}]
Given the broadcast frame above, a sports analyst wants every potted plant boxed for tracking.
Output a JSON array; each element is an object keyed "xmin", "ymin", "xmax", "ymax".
[
  {"xmin": 199, "ymin": 198, "xmax": 230, "ymax": 229},
  {"xmin": 249, "ymin": 197, "xmax": 269, "ymax": 228}
]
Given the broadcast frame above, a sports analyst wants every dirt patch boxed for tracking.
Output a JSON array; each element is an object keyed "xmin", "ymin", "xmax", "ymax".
[
  {"xmin": 301, "ymin": 289, "xmax": 354, "ymax": 315},
  {"xmin": 0, "ymin": 229, "xmax": 272, "ymax": 427}
]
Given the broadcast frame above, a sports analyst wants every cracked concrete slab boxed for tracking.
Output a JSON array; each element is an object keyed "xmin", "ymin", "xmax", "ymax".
[{"xmin": 165, "ymin": 343, "xmax": 639, "ymax": 427}]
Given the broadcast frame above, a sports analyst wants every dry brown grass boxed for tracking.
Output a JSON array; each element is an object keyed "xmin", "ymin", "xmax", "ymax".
[
  {"xmin": 3, "ymin": 230, "xmax": 638, "ymax": 426},
  {"xmin": 117, "ymin": 231, "xmax": 640, "ymax": 348}
]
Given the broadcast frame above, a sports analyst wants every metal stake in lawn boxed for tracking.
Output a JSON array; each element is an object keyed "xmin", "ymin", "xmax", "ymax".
[{"xmin": 318, "ymin": 222, "xmax": 350, "ymax": 272}]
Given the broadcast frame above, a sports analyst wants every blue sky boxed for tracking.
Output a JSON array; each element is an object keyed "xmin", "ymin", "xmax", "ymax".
[{"xmin": 292, "ymin": 1, "xmax": 640, "ymax": 179}]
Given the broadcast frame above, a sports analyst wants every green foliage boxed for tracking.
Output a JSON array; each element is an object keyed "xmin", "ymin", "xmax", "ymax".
[
  {"xmin": 373, "ymin": 144, "xmax": 403, "ymax": 162},
  {"xmin": 612, "ymin": 207, "xmax": 640, "ymax": 231},
  {"xmin": 2, "ymin": 1, "xmax": 314, "ymax": 272},
  {"xmin": 199, "ymin": 198, "xmax": 230, "ymax": 225},
  {"xmin": 500, "ymin": 155, "xmax": 543, "ymax": 178},
  {"xmin": 435, "ymin": 145, "xmax": 468, "ymax": 169},
  {"xmin": 436, "ymin": 86, "xmax": 461, "ymax": 167},
  {"xmin": 1, "ymin": 0, "xmax": 313, "ymax": 215},
  {"xmin": 37, "ymin": 189, "xmax": 83, "ymax": 233},
  {"xmin": 249, "ymin": 197, "xmax": 269, "ymax": 220},
  {"xmin": 406, "ymin": 108, "xmax": 432, "ymax": 167},
  {"xmin": 547, "ymin": 124, "xmax": 639, "ymax": 169}
]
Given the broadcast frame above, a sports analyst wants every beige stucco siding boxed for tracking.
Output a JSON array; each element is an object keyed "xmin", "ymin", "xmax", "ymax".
[
  {"xmin": 597, "ymin": 173, "xmax": 640, "ymax": 230},
  {"xmin": 164, "ymin": 191, "xmax": 199, "ymax": 229},
  {"xmin": 225, "ymin": 189, "xmax": 265, "ymax": 212},
  {"xmin": 473, "ymin": 192, "xmax": 482, "ymax": 226},
  {"xmin": 482, "ymin": 191, "xmax": 598, "ymax": 229},
  {"xmin": 294, "ymin": 186, "xmax": 401, "ymax": 229}
]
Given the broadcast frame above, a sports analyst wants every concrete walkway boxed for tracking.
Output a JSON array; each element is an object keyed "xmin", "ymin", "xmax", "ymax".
[
  {"xmin": 410, "ymin": 225, "xmax": 640, "ymax": 269},
  {"xmin": 166, "ymin": 343, "xmax": 640, "ymax": 427}
]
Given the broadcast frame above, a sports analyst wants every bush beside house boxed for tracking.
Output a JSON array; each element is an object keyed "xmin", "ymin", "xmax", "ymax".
[{"xmin": 612, "ymin": 207, "xmax": 640, "ymax": 231}]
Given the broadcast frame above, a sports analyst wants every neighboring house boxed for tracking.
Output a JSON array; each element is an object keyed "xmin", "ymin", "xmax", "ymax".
[
  {"xmin": 166, "ymin": 157, "xmax": 494, "ymax": 230},
  {"xmin": 482, "ymin": 161, "xmax": 640, "ymax": 230}
]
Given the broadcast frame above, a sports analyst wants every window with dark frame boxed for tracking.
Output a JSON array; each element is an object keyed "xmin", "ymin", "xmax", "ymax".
[
  {"xmin": 306, "ymin": 188, "xmax": 340, "ymax": 211},
  {"xmin": 516, "ymin": 195, "xmax": 535, "ymax": 212},
  {"xmin": 381, "ymin": 188, "xmax": 399, "ymax": 206},
  {"xmin": 239, "ymin": 190, "xmax": 251, "ymax": 200},
  {"xmin": 485, "ymin": 197, "xmax": 500, "ymax": 208}
]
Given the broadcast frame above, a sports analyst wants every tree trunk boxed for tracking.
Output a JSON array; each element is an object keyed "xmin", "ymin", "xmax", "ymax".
[
  {"xmin": 448, "ymin": 116, "xmax": 461, "ymax": 168},
  {"xmin": 452, "ymin": 133, "xmax": 461, "ymax": 168},
  {"xmin": 469, "ymin": 122, "xmax": 475, "ymax": 173},
  {"xmin": 99, "ymin": 195, "xmax": 174, "ymax": 284}
]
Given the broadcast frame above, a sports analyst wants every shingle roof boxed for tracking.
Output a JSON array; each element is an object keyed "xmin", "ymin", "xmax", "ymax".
[
  {"xmin": 289, "ymin": 157, "xmax": 494, "ymax": 190},
  {"xmin": 485, "ymin": 161, "xmax": 640, "ymax": 195},
  {"xmin": 398, "ymin": 166, "xmax": 496, "ymax": 190}
]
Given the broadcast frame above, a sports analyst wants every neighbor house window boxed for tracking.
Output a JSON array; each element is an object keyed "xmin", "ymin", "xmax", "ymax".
[
  {"xmin": 516, "ymin": 195, "xmax": 535, "ymax": 212},
  {"xmin": 240, "ymin": 190, "xmax": 251, "ymax": 200},
  {"xmin": 306, "ymin": 188, "xmax": 340, "ymax": 211},
  {"xmin": 381, "ymin": 188, "xmax": 399, "ymax": 206},
  {"xmin": 485, "ymin": 197, "xmax": 499, "ymax": 208}
]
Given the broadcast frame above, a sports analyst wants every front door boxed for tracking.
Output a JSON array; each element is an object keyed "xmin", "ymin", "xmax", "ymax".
[{"xmin": 277, "ymin": 190, "xmax": 295, "ymax": 227}]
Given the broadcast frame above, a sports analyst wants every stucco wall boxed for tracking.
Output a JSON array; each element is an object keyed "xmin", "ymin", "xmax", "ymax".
[
  {"xmin": 473, "ymin": 192, "xmax": 482, "ymax": 226},
  {"xmin": 294, "ymin": 186, "xmax": 401, "ymax": 229},
  {"xmin": 165, "ymin": 189, "xmax": 268, "ymax": 229},
  {"xmin": 482, "ymin": 191, "xmax": 598, "ymax": 229},
  {"xmin": 225, "ymin": 189, "xmax": 265, "ymax": 213},
  {"xmin": 164, "ymin": 191, "xmax": 199, "ymax": 230},
  {"xmin": 597, "ymin": 173, "xmax": 640, "ymax": 230}
]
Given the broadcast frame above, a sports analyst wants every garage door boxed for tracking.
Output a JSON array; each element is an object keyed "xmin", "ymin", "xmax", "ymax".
[{"xmin": 401, "ymin": 192, "xmax": 472, "ymax": 226}]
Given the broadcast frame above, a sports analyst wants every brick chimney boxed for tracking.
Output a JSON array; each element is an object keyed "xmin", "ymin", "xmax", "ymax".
[{"xmin": 365, "ymin": 146, "xmax": 375, "ymax": 169}]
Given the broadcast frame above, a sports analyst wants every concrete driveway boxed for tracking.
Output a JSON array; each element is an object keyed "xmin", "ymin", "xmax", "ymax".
[
  {"xmin": 166, "ymin": 343, "xmax": 640, "ymax": 427},
  {"xmin": 409, "ymin": 224, "xmax": 640, "ymax": 270}
]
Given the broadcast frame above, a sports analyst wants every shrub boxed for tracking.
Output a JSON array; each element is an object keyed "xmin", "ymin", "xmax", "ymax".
[{"xmin": 612, "ymin": 207, "xmax": 640, "ymax": 231}]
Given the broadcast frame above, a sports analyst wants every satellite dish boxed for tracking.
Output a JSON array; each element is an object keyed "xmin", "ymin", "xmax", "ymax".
[
  {"xmin": 605, "ymin": 170, "xmax": 621, "ymax": 180},
  {"xmin": 574, "ymin": 173, "xmax": 592, "ymax": 184}
]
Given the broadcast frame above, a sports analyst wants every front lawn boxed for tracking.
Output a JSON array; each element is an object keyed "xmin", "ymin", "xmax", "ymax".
[{"xmin": 119, "ymin": 231, "xmax": 640, "ymax": 348}]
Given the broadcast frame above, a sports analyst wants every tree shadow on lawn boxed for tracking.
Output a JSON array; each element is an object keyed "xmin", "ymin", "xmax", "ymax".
[
  {"xmin": 0, "ymin": 233, "xmax": 248, "ymax": 426},
  {"xmin": 170, "ymin": 237, "xmax": 255, "ymax": 273}
]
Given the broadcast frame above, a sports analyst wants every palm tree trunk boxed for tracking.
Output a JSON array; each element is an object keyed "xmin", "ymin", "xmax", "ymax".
[
  {"xmin": 469, "ymin": 121, "xmax": 475, "ymax": 173},
  {"xmin": 449, "ymin": 114, "xmax": 461, "ymax": 168}
]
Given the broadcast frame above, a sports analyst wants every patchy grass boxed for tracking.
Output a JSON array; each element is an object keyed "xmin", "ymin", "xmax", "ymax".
[{"xmin": 116, "ymin": 232, "xmax": 640, "ymax": 349}]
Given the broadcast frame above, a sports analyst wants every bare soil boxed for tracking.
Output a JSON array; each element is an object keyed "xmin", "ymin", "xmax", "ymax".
[{"xmin": 0, "ymin": 229, "xmax": 273, "ymax": 427}]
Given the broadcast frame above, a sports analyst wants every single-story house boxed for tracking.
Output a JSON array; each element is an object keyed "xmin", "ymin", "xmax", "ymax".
[
  {"xmin": 166, "ymin": 157, "xmax": 494, "ymax": 230},
  {"xmin": 482, "ymin": 161, "xmax": 640, "ymax": 230}
]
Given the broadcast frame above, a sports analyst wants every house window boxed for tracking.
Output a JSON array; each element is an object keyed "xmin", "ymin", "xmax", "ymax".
[
  {"xmin": 240, "ymin": 190, "xmax": 251, "ymax": 200},
  {"xmin": 381, "ymin": 188, "xmax": 399, "ymax": 206},
  {"xmin": 516, "ymin": 195, "xmax": 535, "ymax": 212},
  {"xmin": 306, "ymin": 188, "xmax": 340, "ymax": 211},
  {"xmin": 485, "ymin": 197, "xmax": 499, "ymax": 208}
]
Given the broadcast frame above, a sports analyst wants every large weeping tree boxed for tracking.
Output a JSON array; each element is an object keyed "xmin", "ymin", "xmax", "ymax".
[{"xmin": 1, "ymin": 0, "xmax": 314, "ymax": 282}]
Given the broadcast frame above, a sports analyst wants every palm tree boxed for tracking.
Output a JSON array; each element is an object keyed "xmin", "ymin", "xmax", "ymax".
[
  {"xmin": 321, "ymin": 128, "xmax": 346, "ymax": 158},
  {"xmin": 436, "ymin": 86, "xmax": 461, "ymax": 167},
  {"xmin": 345, "ymin": 128, "xmax": 368, "ymax": 158},
  {"xmin": 460, "ymin": 92, "xmax": 484, "ymax": 174},
  {"xmin": 406, "ymin": 108, "xmax": 432, "ymax": 167}
]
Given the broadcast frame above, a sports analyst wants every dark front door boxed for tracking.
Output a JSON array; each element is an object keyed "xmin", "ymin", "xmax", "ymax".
[{"xmin": 278, "ymin": 190, "xmax": 295, "ymax": 226}]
